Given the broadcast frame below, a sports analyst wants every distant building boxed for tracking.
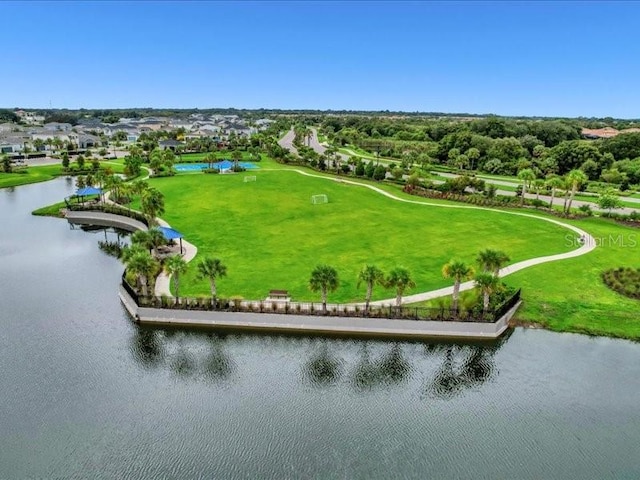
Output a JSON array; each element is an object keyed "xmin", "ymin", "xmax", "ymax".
[
  {"xmin": 158, "ymin": 139, "xmax": 184, "ymax": 151},
  {"xmin": 581, "ymin": 127, "xmax": 640, "ymax": 139},
  {"xmin": 0, "ymin": 135, "xmax": 27, "ymax": 153},
  {"xmin": 43, "ymin": 122, "xmax": 73, "ymax": 132}
]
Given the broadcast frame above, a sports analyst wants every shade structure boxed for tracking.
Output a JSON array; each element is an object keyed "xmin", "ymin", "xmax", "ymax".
[
  {"xmin": 158, "ymin": 226, "xmax": 183, "ymax": 240},
  {"xmin": 75, "ymin": 186, "xmax": 102, "ymax": 196},
  {"xmin": 157, "ymin": 226, "xmax": 185, "ymax": 256},
  {"xmin": 214, "ymin": 160, "xmax": 233, "ymax": 171}
]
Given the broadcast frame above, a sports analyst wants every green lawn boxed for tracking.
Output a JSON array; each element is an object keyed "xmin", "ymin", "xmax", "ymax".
[
  {"xmin": 0, "ymin": 160, "xmax": 127, "ymax": 189},
  {"xmin": 356, "ymin": 180, "xmax": 640, "ymax": 339},
  {"xmin": 503, "ymin": 216, "xmax": 640, "ymax": 339},
  {"xmin": 176, "ymin": 151, "xmax": 258, "ymax": 162},
  {"xmin": 146, "ymin": 169, "xmax": 576, "ymax": 306}
]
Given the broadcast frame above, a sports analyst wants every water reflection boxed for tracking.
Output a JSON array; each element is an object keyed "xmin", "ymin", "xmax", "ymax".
[
  {"xmin": 129, "ymin": 326, "xmax": 235, "ymax": 382},
  {"xmin": 351, "ymin": 343, "xmax": 411, "ymax": 390},
  {"xmin": 423, "ymin": 332, "xmax": 511, "ymax": 399},
  {"xmin": 130, "ymin": 324, "xmax": 510, "ymax": 398},
  {"xmin": 303, "ymin": 341, "xmax": 344, "ymax": 386}
]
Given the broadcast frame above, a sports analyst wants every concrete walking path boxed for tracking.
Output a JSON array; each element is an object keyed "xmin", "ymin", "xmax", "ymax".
[
  {"xmin": 264, "ymin": 168, "xmax": 597, "ymax": 306},
  {"xmin": 100, "ymin": 165, "xmax": 197, "ymax": 297}
]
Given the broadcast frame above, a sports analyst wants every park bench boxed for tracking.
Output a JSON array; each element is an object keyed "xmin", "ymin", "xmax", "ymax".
[{"xmin": 267, "ymin": 289, "xmax": 290, "ymax": 302}]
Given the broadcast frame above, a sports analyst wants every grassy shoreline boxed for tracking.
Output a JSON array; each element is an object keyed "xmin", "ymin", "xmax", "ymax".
[
  {"xmin": 32, "ymin": 160, "xmax": 640, "ymax": 340},
  {"xmin": 0, "ymin": 160, "xmax": 127, "ymax": 189}
]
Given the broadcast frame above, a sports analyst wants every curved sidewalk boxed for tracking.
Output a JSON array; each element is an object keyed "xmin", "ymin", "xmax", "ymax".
[{"xmin": 266, "ymin": 168, "xmax": 597, "ymax": 305}]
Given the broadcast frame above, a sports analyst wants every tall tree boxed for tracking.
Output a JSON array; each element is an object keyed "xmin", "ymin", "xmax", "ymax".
[
  {"xmin": 231, "ymin": 150, "xmax": 242, "ymax": 171},
  {"xmin": 545, "ymin": 175, "xmax": 565, "ymax": 209},
  {"xmin": 386, "ymin": 267, "xmax": 416, "ymax": 308},
  {"xmin": 564, "ymin": 169, "xmax": 588, "ymax": 213},
  {"xmin": 149, "ymin": 148, "xmax": 164, "ymax": 175},
  {"xmin": 141, "ymin": 188, "xmax": 165, "ymax": 225},
  {"xmin": 204, "ymin": 151, "xmax": 217, "ymax": 169},
  {"xmin": 357, "ymin": 264, "xmax": 385, "ymax": 314},
  {"xmin": 517, "ymin": 168, "xmax": 536, "ymax": 206},
  {"xmin": 164, "ymin": 255, "xmax": 188, "ymax": 301},
  {"xmin": 196, "ymin": 257, "xmax": 227, "ymax": 304},
  {"xmin": 309, "ymin": 264, "xmax": 339, "ymax": 313},
  {"xmin": 476, "ymin": 249, "xmax": 510, "ymax": 276},
  {"xmin": 474, "ymin": 273, "xmax": 500, "ymax": 312},
  {"xmin": 442, "ymin": 261, "xmax": 475, "ymax": 312},
  {"xmin": 125, "ymin": 249, "xmax": 158, "ymax": 297}
]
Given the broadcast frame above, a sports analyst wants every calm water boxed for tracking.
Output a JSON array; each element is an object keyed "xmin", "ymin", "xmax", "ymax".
[{"xmin": 1, "ymin": 178, "xmax": 639, "ymax": 479}]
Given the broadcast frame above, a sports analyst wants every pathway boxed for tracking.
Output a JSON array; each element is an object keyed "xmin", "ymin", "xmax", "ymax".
[
  {"xmin": 434, "ymin": 171, "xmax": 640, "ymax": 213},
  {"xmin": 101, "ymin": 165, "xmax": 196, "ymax": 297},
  {"xmin": 264, "ymin": 168, "xmax": 597, "ymax": 306}
]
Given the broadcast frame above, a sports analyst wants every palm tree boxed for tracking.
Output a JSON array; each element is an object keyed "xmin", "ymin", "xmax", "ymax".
[
  {"xmin": 131, "ymin": 179, "xmax": 149, "ymax": 196},
  {"xmin": 517, "ymin": 168, "xmax": 536, "ymax": 206},
  {"xmin": 131, "ymin": 230, "xmax": 153, "ymax": 253},
  {"xmin": 141, "ymin": 188, "xmax": 165, "ymax": 225},
  {"xmin": 533, "ymin": 178, "xmax": 545, "ymax": 200},
  {"xmin": 162, "ymin": 149, "xmax": 176, "ymax": 171},
  {"xmin": 309, "ymin": 264, "xmax": 339, "ymax": 314},
  {"xmin": 164, "ymin": 255, "xmax": 188, "ymax": 301},
  {"xmin": 386, "ymin": 267, "xmax": 416, "ymax": 308},
  {"xmin": 204, "ymin": 151, "xmax": 217, "ymax": 169},
  {"xmin": 231, "ymin": 150, "xmax": 242, "ymax": 171},
  {"xmin": 128, "ymin": 144, "xmax": 144, "ymax": 159},
  {"xmin": 442, "ymin": 261, "xmax": 475, "ymax": 312},
  {"xmin": 474, "ymin": 273, "xmax": 500, "ymax": 312},
  {"xmin": 545, "ymin": 175, "xmax": 565, "ymax": 209},
  {"xmin": 564, "ymin": 169, "xmax": 588, "ymax": 213},
  {"xmin": 196, "ymin": 257, "xmax": 227, "ymax": 304},
  {"xmin": 104, "ymin": 174, "xmax": 123, "ymax": 200},
  {"xmin": 357, "ymin": 264, "xmax": 385, "ymax": 314},
  {"xmin": 125, "ymin": 249, "xmax": 158, "ymax": 297},
  {"xmin": 149, "ymin": 148, "xmax": 164, "ymax": 175},
  {"xmin": 147, "ymin": 227, "xmax": 167, "ymax": 256},
  {"xmin": 476, "ymin": 249, "xmax": 510, "ymax": 276}
]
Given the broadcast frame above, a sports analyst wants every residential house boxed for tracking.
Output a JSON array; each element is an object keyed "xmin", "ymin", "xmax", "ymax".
[
  {"xmin": 0, "ymin": 135, "xmax": 28, "ymax": 154},
  {"xmin": 158, "ymin": 139, "xmax": 185, "ymax": 151},
  {"xmin": 43, "ymin": 122, "xmax": 73, "ymax": 132},
  {"xmin": 78, "ymin": 134, "xmax": 101, "ymax": 149}
]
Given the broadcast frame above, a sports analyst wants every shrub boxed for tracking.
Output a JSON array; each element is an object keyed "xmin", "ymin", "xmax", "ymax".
[{"xmin": 602, "ymin": 267, "xmax": 640, "ymax": 300}]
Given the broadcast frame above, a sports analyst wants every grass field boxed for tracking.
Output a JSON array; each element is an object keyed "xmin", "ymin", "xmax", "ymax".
[
  {"xmin": 146, "ymin": 168, "xmax": 576, "ymax": 305},
  {"xmin": 177, "ymin": 151, "xmax": 258, "ymax": 162},
  {"xmin": 505, "ymin": 216, "xmax": 640, "ymax": 339},
  {"xmin": 0, "ymin": 160, "xmax": 127, "ymax": 189},
  {"xmin": 31, "ymin": 155, "xmax": 639, "ymax": 339},
  {"xmin": 370, "ymin": 184, "xmax": 640, "ymax": 339}
]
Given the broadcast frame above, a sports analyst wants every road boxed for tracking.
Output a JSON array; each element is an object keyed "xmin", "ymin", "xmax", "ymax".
[
  {"xmin": 430, "ymin": 172, "xmax": 639, "ymax": 214},
  {"xmin": 279, "ymin": 127, "xmax": 350, "ymax": 162},
  {"xmin": 280, "ymin": 129, "xmax": 638, "ymax": 213}
]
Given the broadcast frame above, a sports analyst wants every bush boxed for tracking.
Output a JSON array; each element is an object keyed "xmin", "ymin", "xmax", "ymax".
[
  {"xmin": 602, "ymin": 267, "xmax": 640, "ymax": 300},
  {"xmin": 203, "ymin": 168, "xmax": 220, "ymax": 174},
  {"xmin": 578, "ymin": 204, "xmax": 594, "ymax": 216}
]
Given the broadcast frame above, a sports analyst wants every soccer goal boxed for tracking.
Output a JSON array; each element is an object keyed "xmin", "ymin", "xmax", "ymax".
[
  {"xmin": 244, "ymin": 175, "xmax": 257, "ymax": 182},
  {"xmin": 311, "ymin": 194, "xmax": 328, "ymax": 205}
]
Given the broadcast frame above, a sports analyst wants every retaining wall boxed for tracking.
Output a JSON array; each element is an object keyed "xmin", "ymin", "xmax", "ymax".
[{"xmin": 119, "ymin": 285, "xmax": 518, "ymax": 340}]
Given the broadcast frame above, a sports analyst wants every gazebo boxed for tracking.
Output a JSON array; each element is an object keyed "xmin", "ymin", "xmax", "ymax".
[
  {"xmin": 65, "ymin": 186, "xmax": 103, "ymax": 206},
  {"xmin": 158, "ymin": 226, "xmax": 185, "ymax": 255}
]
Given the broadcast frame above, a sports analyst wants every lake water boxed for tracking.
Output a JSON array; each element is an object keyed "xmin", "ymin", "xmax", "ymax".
[{"xmin": 1, "ymin": 178, "xmax": 639, "ymax": 479}]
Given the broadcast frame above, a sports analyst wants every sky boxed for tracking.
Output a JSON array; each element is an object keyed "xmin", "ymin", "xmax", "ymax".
[{"xmin": 1, "ymin": 1, "xmax": 638, "ymax": 118}]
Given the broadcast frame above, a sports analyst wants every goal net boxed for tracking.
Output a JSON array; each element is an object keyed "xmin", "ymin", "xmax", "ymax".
[
  {"xmin": 311, "ymin": 194, "xmax": 328, "ymax": 204},
  {"xmin": 243, "ymin": 175, "xmax": 257, "ymax": 182}
]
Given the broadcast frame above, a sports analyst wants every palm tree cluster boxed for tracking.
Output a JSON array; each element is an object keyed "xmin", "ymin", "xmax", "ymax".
[
  {"xmin": 442, "ymin": 249, "xmax": 511, "ymax": 314},
  {"xmin": 518, "ymin": 168, "xmax": 589, "ymax": 213},
  {"xmin": 309, "ymin": 264, "xmax": 417, "ymax": 314}
]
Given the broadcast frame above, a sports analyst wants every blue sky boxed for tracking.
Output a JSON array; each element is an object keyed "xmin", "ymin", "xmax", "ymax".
[{"xmin": 1, "ymin": 1, "xmax": 638, "ymax": 117}]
